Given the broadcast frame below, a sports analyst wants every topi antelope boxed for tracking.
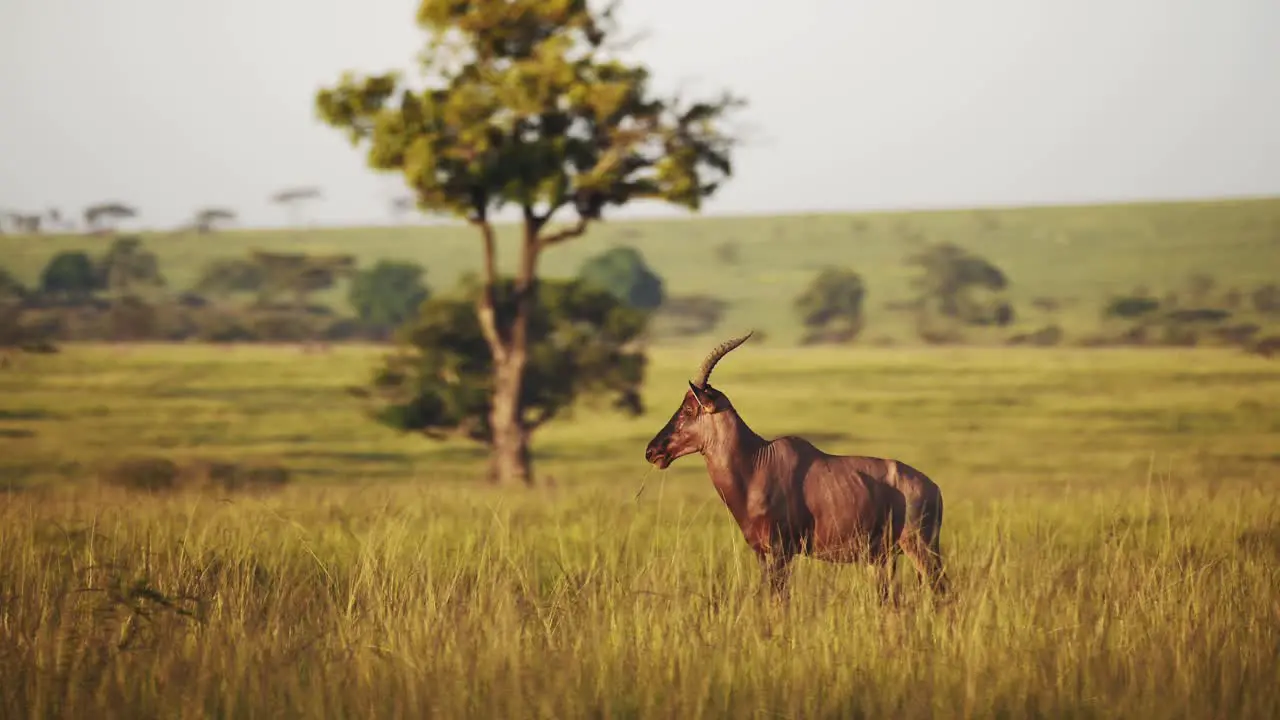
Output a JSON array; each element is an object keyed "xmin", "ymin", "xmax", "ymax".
[{"xmin": 643, "ymin": 332, "xmax": 948, "ymax": 601}]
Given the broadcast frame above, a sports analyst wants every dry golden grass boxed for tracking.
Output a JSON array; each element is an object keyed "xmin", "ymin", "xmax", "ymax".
[{"xmin": 1, "ymin": 343, "xmax": 1279, "ymax": 717}]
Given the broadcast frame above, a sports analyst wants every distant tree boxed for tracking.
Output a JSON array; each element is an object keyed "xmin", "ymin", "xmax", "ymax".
[
  {"xmin": 1104, "ymin": 295, "xmax": 1161, "ymax": 320},
  {"xmin": 577, "ymin": 246, "xmax": 665, "ymax": 311},
  {"xmin": 40, "ymin": 251, "xmax": 101, "ymax": 300},
  {"xmin": 194, "ymin": 258, "xmax": 266, "ymax": 301},
  {"xmin": 83, "ymin": 202, "xmax": 138, "ymax": 233},
  {"xmin": 1253, "ymin": 283, "xmax": 1280, "ymax": 315},
  {"xmin": 270, "ymin": 187, "xmax": 322, "ymax": 227},
  {"xmin": 348, "ymin": 260, "xmax": 431, "ymax": 335},
  {"xmin": 6, "ymin": 213, "xmax": 42, "ymax": 234},
  {"xmin": 98, "ymin": 236, "xmax": 165, "ymax": 297},
  {"xmin": 363, "ymin": 275, "xmax": 646, "ymax": 483},
  {"xmin": 251, "ymin": 251, "xmax": 355, "ymax": 308},
  {"xmin": 192, "ymin": 208, "xmax": 237, "ymax": 234},
  {"xmin": 314, "ymin": 0, "xmax": 744, "ymax": 486},
  {"xmin": 794, "ymin": 267, "xmax": 866, "ymax": 344},
  {"xmin": 906, "ymin": 242, "xmax": 1015, "ymax": 333}
]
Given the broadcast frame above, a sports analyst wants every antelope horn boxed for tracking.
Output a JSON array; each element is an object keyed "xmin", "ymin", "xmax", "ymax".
[{"xmin": 691, "ymin": 331, "xmax": 754, "ymax": 388}]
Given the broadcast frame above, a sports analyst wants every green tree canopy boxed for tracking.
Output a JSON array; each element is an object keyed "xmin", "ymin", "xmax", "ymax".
[
  {"xmin": 365, "ymin": 274, "xmax": 646, "ymax": 481},
  {"xmin": 40, "ymin": 251, "xmax": 101, "ymax": 300},
  {"xmin": 577, "ymin": 245, "xmax": 665, "ymax": 310},
  {"xmin": 83, "ymin": 202, "xmax": 137, "ymax": 232},
  {"xmin": 906, "ymin": 242, "xmax": 1015, "ymax": 330},
  {"xmin": 98, "ymin": 236, "xmax": 165, "ymax": 297},
  {"xmin": 251, "ymin": 251, "xmax": 355, "ymax": 308},
  {"xmin": 192, "ymin": 208, "xmax": 237, "ymax": 233},
  {"xmin": 314, "ymin": 0, "xmax": 744, "ymax": 486},
  {"xmin": 348, "ymin": 260, "xmax": 432, "ymax": 334},
  {"xmin": 195, "ymin": 258, "xmax": 266, "ymax": 300},
  {"xmin": 794, "ymin": 267, "xmax": 866, "ymax": 344}
]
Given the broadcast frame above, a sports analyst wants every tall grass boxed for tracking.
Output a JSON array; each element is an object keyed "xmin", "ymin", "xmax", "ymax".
[
  {"xmin": 1, "ymin": 344, "xmax": 1279, "ymax": 717},
  {"xmin": 3, "ymin": 480, "xmax": 1277, "ymax": 718}
]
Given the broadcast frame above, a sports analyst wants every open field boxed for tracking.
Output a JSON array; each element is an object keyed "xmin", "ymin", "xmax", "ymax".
[
  {"xmin": 3, "ymin": 196, "xmax": 1279, "ymax": 344},
  {"xmin": 2, "ymin": 343, "xmax": 1280, "ymax": 717}
]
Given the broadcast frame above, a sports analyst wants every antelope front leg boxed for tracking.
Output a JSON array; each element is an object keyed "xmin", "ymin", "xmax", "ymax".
[{"xmin": 756, "ymin": 549, "xmax": 795, "ymax": 602}]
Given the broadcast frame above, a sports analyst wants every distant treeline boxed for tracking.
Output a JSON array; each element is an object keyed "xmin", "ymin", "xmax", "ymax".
[{"xmin": 2, "ymin": 234, "xmax": 1278, "ymax": 358}]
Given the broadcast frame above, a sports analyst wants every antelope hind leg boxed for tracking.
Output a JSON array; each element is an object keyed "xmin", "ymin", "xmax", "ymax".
[{"xmin": 902, "ymin": 535, "xmax": 948, "ymax": 598}]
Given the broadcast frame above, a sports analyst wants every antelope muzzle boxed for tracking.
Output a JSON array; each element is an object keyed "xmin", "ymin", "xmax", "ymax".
[{"xmin": 643, "ymin": 428, "xmax": 674, "ymax": 469}]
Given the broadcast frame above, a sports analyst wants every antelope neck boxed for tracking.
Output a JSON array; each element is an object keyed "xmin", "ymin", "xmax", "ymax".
[{"xmin": 700, "ymin": 409, "xmax": 766, "ymax": 486}]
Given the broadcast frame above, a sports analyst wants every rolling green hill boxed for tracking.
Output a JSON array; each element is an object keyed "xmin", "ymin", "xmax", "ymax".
[{"xmin": 2, "ymin": 196, "xmax": 1278, "ymax": 344}]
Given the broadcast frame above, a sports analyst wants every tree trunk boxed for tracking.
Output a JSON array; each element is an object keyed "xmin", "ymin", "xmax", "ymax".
[{"xmin": 487, "ymin": 352, "xmax": 533, "ymax": 486}]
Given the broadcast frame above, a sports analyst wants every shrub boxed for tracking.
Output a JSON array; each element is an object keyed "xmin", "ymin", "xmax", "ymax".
[
  {"xmin": 577, "ymin": 246, "xmax": 665, "ymax": 311},
  {"xmin": 98, "ymin": 456, "xmax": 180, "ymax": 492},
  {"xmin": 794, "ymin": 267, "xmax": 866, "ymax": 344},
  {"xmin": 99, "ymin": 456, "xmax": 291, "ymax": 494},
  {"xmin": 1008, "ymin": 325, "xmax": 1064, "ymax": 347},
  {"xmin": 347, "ymin": 260, "xmax": 431, "ymax": 335}
]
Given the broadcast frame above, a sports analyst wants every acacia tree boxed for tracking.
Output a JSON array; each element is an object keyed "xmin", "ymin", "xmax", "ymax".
[
  {"xmin": 192, "ymin": 207, "xmax": 238, "ymax": 233},
  {"xmin": 314, "ymin": 0, "xmax": 744, "ymax": 486},
  {"xmin": 83, "ymin": 202, "xmax": 138, "ymax": 233},
  {"xmin": 270, "ymin": 187, "xmax": 322, "ymax": 228}
]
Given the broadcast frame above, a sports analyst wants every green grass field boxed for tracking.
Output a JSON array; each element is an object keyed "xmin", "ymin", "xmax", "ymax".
[
  {"xmin": 3, "ymin": 196, "xmax": 1278, "ymax": 344},
  {"xmin": 2, "ymin": 343, "xmax": 1279, "ymax": 717}
]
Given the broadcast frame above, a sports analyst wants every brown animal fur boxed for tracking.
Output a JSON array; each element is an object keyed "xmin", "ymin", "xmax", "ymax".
[{"xmin": 643, "ymin": 332, "xmax": 948, "ymax": 601}]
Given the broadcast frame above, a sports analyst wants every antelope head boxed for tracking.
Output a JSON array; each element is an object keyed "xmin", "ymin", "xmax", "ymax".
[{"xmin": 643, "ymin": 332, "xmax": 753, "ymax": 469}]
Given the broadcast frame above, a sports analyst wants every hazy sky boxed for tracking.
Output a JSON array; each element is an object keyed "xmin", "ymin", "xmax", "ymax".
[{"xmin": 1, "ymin": 0, "xmax": 1277, "ymax": 230}]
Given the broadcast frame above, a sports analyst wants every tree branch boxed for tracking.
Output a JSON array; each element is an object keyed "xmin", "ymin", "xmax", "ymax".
[
  {"xmin": 522, "ymin": 203, "xmax": 546, "ymax": 236},
  {"xmin": 470, "ymin": 217, "xmax": 507, "ymax": 362},
  {"xmin": 537, "ymin": 217, "xmax": 589, "ymax": 251}
]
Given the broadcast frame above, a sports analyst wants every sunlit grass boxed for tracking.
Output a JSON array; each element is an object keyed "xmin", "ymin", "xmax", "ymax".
[{"xmin": 1, "ymin": 343, "xmax": 1279, "ymax": 717}]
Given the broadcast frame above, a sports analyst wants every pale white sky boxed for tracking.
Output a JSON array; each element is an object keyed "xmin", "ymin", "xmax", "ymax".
[{"xmin": 1, "ymin": 0, "xmax": 1277, "ymax": 230}]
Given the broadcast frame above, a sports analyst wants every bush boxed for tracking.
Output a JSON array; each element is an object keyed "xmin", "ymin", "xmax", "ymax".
[
  {"xmin": 40, "ymin": 251, "xmax": 100, "ymax": 300},
  {"xmin": 1007, "ymin": 325, "xmax": 1064, "ymax": 347},
  {"xmin": 247, "ymin": 312, "xmax": 322, "ymax": 342},
  {"xmin": 98, "ymin": 456, "xmax": 291, "ymax": 493},
  {"xmin": 107, "ymin": 297, "xmax": 159, "ymax": 340},
  {"xmin": 904, "ymin": 242, "xmax": 1015, "ymax": 340},
  {"xmin": 1248, "ymin": 335, "xmax": 1280, "ymax": 358},
  {"xmin": 794, "ymin": 267, "xmax": 866, "ymax": 344},
  {"xmin": 1214, "ymin": 323, "xmax": 1260, "ymax": 347},
  {"xmin": 192, "ymin": 311, "xmax": 258, "ymax": 343},
  {"xmin": 348, "ymin": 260, "xmax": 431, "ymax": 335},
  {"xmin": 1252, "ymin": 284, "xmax": 1280, "ymax": 314},
  {"xmin": 577, "ymin": 246, "xmax": 665, "ymax": 311},
  {"xmin": 1104, "ymin": 295, "xmax": 1161, "ymax": 320},
  {"xmin": 181, "ymin": 460, "xmax": 291, "ymax": 493},
  {"xmin": 98, "ymin": 457, "xmax": 181, "ymax": 492}
]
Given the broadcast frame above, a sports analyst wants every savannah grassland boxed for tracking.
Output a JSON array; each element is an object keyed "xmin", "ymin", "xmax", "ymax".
[{"xmin": 1, "ymin": 340, "xmax": 1279, "ymax": 718}]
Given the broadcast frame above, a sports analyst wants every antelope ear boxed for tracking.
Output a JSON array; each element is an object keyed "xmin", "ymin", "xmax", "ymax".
[{"xmin": 688, "ymin": 381, "xmax": 716, "ymax": 413}]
